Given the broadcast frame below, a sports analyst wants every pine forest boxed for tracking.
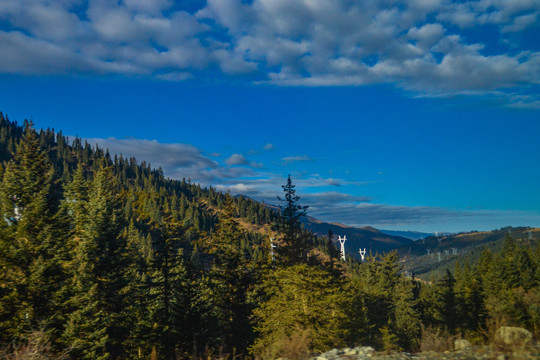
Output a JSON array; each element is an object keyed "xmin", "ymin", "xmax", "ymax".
[{"xmin": 0, "ymin": 113, "xmax": 539, "ymax": 359}]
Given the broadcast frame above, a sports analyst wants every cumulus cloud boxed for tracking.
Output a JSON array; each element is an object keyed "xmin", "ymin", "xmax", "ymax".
[
  {"xmin": 312, "ymin": 203, "xmax": 465, "ymax": 227},
  {"xmin": 86, "ymin": 137, "xmax": 214, "ymax": 168},
  {"xmin": 1, "ymin": 0, "xmax": 539, "ymax": 104},
  {"xmin": 303, "ymin": 192, "xmax": 371, "ymax": 206},
  {"xmin": 215, "ymin": 183, "xmax": 259, "ymax": 196},
  {"xmin": 84, "ymin": 136, "xmax": 258, "ymax": 183},
  {"xmin": 313, "ymin": 204, "xmax": 540, "ymax": 233},
  {"xmin": 225, "ymin": 153, "xmax": 249, "ymax": 166},
  {"xmin": 280, "ymin": 155, "xmax": 313, "ymax": 166},
  {"xmin": 79, "ymin": 136, "xmax": 540, "ymax": 231},
  {"xmin": 502, "ymin": 12, "xmax": 539, "ymax": 32},
  {"xmin": 225, "ymin": 153, "xmax": 264, "ymax": 167}
]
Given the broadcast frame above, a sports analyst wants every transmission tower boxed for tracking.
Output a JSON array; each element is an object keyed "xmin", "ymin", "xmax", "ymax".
[
  {"xmin": 338, "ymin": 235, "xmax": 347, "ymax": 261},
  {"xmin": 359, "ymin": 248, "xmax": 367, "ymax": 261},
  {"xmin": 270, "ymin": 237, "xmax": 276, "ymax": 262}
]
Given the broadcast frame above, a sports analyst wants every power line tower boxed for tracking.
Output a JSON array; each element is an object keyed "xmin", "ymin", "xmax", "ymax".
[
  {"xmin": 359, "ymin": 248, "xmax": 367, "ymax": 262},
  {"xmin": 338, "ymin": 235, "xmax": 347, "ymax": 261},
  {"xmin": 270, "ymin": 237, "xmax": 276, "ymax": 262}
]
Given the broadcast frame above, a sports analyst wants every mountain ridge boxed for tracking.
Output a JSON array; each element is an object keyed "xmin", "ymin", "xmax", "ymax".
[
  {"xmin": 235, "ymin": 194, "xmax": 414, "ymax": 255},
  {"xmin": 397, "ymin": 226, "xmax": 540, "ymax": 278}
]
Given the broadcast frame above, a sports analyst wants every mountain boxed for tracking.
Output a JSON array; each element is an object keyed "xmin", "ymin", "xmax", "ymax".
[
  {"xmin": 397, "ymin": 226, "xmax": 540, "ymax": 279},
  {"xmin": 379, "ymin": 229, "xmax": 435, "ymax": 240},
  {"xmin": 301, "ymin": 216, "xmax": 413, "ymax": 257},
  {"xmin": 233, "ymin": 194, "xmax": 413, "ymax": 255}
]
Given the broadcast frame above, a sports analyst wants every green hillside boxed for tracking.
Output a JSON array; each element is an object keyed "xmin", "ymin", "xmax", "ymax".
[
  {"xmin": 398, "ymin": 227, "xmax": 540, "ymax": 279},
  {"xmin": 1, "ymin": 113, "xmax": 539, "ymax": 359},
  {"xmin": 301, "ymin": 217, "xmax": 412, "ymax": 255}
]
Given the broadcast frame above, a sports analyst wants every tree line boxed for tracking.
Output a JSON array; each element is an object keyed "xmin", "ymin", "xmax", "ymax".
[{"xmin": 0, "ymin": 114, "xmax": 538, "ymax": 359}]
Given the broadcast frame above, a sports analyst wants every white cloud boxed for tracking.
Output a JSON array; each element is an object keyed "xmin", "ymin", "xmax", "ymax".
[
  {"xmin": 502, "ymin": 12, "xmax": 539, "ymax": 32},
  {"xmin": 225, "ymin": 153, "xmax": 249, "ymax": 166},
  {"xmin": 86, "ymin": 137, "xmax": 216, "ymax": 168},
  {"xmin": 123, "ymin": 0, "xmax": 173, "ymax": 16},
  {"xmin": 408, "ymin": 23, "xmax": 445, "ymax": 48},
  {"xmin": 225, "ymin": 153, "xmax": 264, "ymax": 167},
  {"xmin": 83, "ymin": 137, "xmax": 260, "ymax": 183},
  {"xmin": 215, "ymin": 183, "xmax": 258, "ymax": 195},
  {"xmin": 155, "ymin": 71, "xmax": 192, "ymax": 81},
  {"xmin": 281, "ymin": 155, "xmax": 313, "ymax": 166},
  {"xmin": 78, "ymin": 136, "xmax": 540, "ymax": 232},
  {"xmin": 0, "ymin": 0, "xmax": 539, "ymax": 104}
]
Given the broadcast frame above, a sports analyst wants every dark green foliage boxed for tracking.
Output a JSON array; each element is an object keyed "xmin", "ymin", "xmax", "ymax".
[
  {"xmin": 347, "ymin": 251, "xmax": 421, "ymax": 351},
  {"xmin": 0, "ymin": 122, "xmax": 68, "ymax": 345},
  {"xmin": 435, "ymin": 270, "xmax": 457, "ymax": 332},
  {"xmin": 1, "ymin": 115, "xmax": 539, "ymax": 358},
  {"xmin": 275, "ymin": 175, "xmax": 312, "ymax": 265},
  {"xmin": 398, "ymin": 227, "xmax": 539, "ymax": 279},
  {"xmin": 205, "ymin": 195, "xmax": 255, "ymax": 354},
  {"xmin": 251, "ymin": 263, "xmax": 348, "ymax": 358},
  {"xmin": 62, "ymin": 167, "xmax": 127, "ymax": 360},
  {"xmin": 454, "ymin": 263, "xmax": 487, "ymax": 333}
]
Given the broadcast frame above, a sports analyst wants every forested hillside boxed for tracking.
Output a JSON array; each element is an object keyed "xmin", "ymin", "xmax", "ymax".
[
  {"xmin": 301, "ymin": 217, "xmax": 413, "ymax": 255},
  {"xmin": 398, "ymin": 227, "xmax": 540, "ymax": 279},
  {"xmin": 0, "ymin": 114, "xmax": 539, "ymax": 360}
]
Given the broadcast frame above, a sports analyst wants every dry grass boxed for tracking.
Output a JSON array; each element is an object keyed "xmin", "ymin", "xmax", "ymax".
[
  {"xmin": 0, "ymin": 331, "xmax": 69, "ymax": 360},
  {"xmin": 275, "ymin": 329, "xmax": 311, "ymax": 360},
  {"xmin": 419, "ymin": 326, "xmax": 455, "ymax": 352},
  {"xmin": 251, "ymin": 328, "xmax": 311, "ymax": 360}
]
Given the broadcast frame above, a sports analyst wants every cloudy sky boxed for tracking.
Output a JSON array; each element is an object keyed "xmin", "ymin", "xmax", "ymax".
[{"xmin": 1, "ymin": 0, "xmax": 539, "ymax": 232}]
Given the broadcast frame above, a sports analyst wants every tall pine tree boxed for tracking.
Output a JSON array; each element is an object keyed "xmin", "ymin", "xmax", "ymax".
[
  {"xmin": 276, "ymin": 175, "xmax": 311, "ymax": 265},
  {"xmin": 62, "ymin": 166, "xmax": 127, "ymax": 360},
  {"xmin": 0, "ymin": 121, "xmax": 67, "ymax": 343}
]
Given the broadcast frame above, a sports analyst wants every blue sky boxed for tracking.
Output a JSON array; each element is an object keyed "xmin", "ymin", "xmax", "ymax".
[{"xmin": 0, "ymin": 0, "xmax": 539, "ymax": 233}]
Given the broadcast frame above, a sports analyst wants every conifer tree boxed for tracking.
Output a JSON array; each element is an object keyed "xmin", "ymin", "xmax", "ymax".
[
  {"xmin": 0, "ymin": 121, "xmax": 67, "ymax": 343},
  {"xmin": 208, "ymin": 194, "xmax": 254, "ymax": 353},
  {"xmin": 349, "ymin": 251, "xmax": 420, "ymax": 351},
  {"xmin": 147, "ymin": 212, "xmax": 190, "ymax": 360},
  {"xmin": 455, "ymin": 263, "xmax": 486, "ymax": 333},
  {"xmin": 63, "ymin": 166, "xmax": 127, "ymax": 360},
  {"xmin": 126, "ymin": 189, "xmax": 193, "ymax": 360},
  {"xmin": 251, "ymin": 264, "xmax": 348, "ymax": 358},
  {"xmin": 435, "ymin": 270, "xmax": 457, "ymax": 333},
  {"xmin": 276, "ymin": 175, "xmax": 310, "ymax": 264}
]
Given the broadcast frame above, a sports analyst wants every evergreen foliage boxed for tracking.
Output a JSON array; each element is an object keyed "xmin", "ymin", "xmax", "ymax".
[
  {"xmin": 0, "ymin": 114, "xmax": 538, "ymax": 358},
  {"xmin": 347, "ymin": 251, "xmax": 421, "ymax": 351},
  {"xmin": 251, "ymin": 264, "xmax": 348, "ymax": 358},
  {"xmin": 275, "ymin": 175, "xmax": 311, "ymax": 265}
]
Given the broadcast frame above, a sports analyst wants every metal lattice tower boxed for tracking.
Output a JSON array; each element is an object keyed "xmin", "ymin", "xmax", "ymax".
[
  {"xmin": 338, "ymin": 235, "xmax": 347, "ymax": 261},
  {"xmin": 270, "ymin": 237, "xmax": 276, "ymax": 262},
  {"xmin": 359, "ymin": 248, "xmax": 367, "ymax": 261}
]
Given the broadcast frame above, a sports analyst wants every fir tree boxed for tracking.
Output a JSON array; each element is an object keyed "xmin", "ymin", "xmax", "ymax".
[
  {"xmin": 62, "ymin": 167, "xmax": 127, "ymax": 360},
  {"xmin": 251, "ymin": 264, "xmax": 348, "ymax": 358},
  {"xmin": 208, "ymin": 194, "xmax": 253, "ymax": 353},
  {"xmin": 0, "ymin": 121, "xmax": 67, "ymax": 343},
  {"xmin": 276, "ymin": 175, "xmax": 310, "ymax": 264},
  {"xmin": 435, "ymin": 270, "xmax": 457, "ymax": 333}
]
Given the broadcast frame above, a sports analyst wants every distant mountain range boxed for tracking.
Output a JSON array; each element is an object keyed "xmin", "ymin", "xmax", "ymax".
[
  {"xmin": 235, "ymin": 195, "xmax": 539, "ymax": 274},
  {"xmin": 379, "ymin": 229, "xmax": 435, "ymax": 241},
  {"xmin": 396, "ymin": 226, "xmax": 540, "ymax": 279},
  {"xmin": 300, "ymin": 216, "xmax": 413, "ymax": 256},
  {"xmin": 236, "ymin": 193, "xmax": 415, "ymax": 256}
]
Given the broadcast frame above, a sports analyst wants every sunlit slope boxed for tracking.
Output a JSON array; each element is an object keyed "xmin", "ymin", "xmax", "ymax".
[{"xmin": 397, "ymin": 226, "xmax": 540, "ymax": 279}]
